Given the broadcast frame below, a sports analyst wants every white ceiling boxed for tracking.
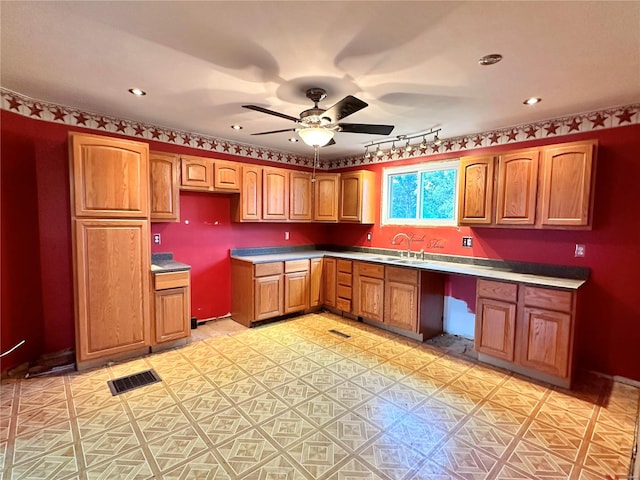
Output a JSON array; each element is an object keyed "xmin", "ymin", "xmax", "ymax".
[{"xmin": 2, "ymin": 1, "xmax": 639, "ymax": 160}]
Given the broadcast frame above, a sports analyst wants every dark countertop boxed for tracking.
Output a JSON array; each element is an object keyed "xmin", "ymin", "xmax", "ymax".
[
  {"xmin": 230, "ymin": 245, "xmax": 589, "ymax": 290},
  {"xmin": 151, "ymin": 253, "xmax": 191, "ymax": 273}
]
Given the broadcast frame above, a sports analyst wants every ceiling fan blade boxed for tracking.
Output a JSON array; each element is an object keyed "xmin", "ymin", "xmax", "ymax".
[
  {"xmin": 338, "ymin": 123, "xmax": 395, "ymax": 135},
  {"xmin": 322, "ymin": 138, "xmax": 336, "ymax": 147},
  {"xmin": 242, "ymin": 105, "xmax": 299, "ymax": 123},
  {"xmin": 323, "ymin": 95, "xmax": 368, "ymax": 122},
  {"xmin": 250, "ymin": 128, "xmax": 296, "ymax": 136}
]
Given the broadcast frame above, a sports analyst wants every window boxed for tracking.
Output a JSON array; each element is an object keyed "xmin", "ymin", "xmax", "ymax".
[{"xmin": 381, "ymin": 159, "xmax": 459, "ymax": 226}]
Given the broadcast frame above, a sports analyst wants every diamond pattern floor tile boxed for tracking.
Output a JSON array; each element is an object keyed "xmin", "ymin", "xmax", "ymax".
[{"xmin": 0, "ymin": 311, "xmax": 638, "ymax": 480}]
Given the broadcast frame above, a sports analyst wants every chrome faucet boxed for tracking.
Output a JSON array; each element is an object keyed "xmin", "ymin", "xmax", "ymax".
[{"xmin": 391, "ymin": 232, "xmax": 412, "ymax": 257}]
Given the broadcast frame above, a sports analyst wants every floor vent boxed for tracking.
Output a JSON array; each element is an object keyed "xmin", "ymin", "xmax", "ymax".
[
  {"xmin": 328, "ymin": 329, "xmax": 351, "ymax": 339},
  {"xmin": 107, "ymin": 369, "xmax": 161, "ymax": 396}
]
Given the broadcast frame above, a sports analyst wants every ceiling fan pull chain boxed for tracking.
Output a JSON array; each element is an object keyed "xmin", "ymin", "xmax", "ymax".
[{"xmin": 311, "ymin": 145, "xmax": 319, "ymax": 182}]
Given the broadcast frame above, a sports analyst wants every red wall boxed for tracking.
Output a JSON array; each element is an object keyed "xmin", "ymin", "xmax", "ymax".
[
  {"xmin": 2, "ymin": 109, "xmax": 639, "ymax": 381},
  {"xmin": 331, "ymin": 126, "xmax": 640, "ymax": 381}
]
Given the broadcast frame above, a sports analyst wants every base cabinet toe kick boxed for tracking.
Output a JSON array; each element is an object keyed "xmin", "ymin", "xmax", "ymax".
[{"xmin": 231, "ymin": 253, "xmax": 584, "ymax": 388}]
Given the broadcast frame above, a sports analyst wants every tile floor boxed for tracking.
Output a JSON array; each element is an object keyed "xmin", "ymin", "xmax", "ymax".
[{"xmin": 1, "ymin": 312, "xmax": 638, "ymax": 480}]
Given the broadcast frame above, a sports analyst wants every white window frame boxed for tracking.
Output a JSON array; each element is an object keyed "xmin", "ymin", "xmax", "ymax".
[{"xmin": 381, "ymin": 159, "xmax": 460, "ymax": 227}]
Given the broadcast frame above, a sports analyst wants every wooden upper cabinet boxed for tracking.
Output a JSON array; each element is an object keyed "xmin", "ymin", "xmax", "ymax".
[
  {"xmin": 232, "ymin": 165, "xmax": 262, "ymax": 222},
  {"xmin": 74, "ymin": 219, "xmax": 150, "ymax": 362},
  {"xmin": 313, "ymin": 173, "xmax": 340, "ymax": 222},
  {"xmin": 70, "ymin": 132, "xmax": 149, "ymax": 218},
  {"xmin": 180, "ymin": 155, "xmax": 213, "ymax": 191},
  {"xmin": 214, "ymin": 160, "xmax": 241, "ymax": 192},
  {"xmin": 495, "ymin": 149, "xmax": 540, "ymax": 225},
  {"xmin": 289, "ymin": 171, "xmax": 312, "ymax": 221},
  {"xmin": 263, "ymin": 167, "xmax": 289, "ymax": 220},
  {"xmin": 539, "ymin": 140, "xmax": 596, "ymax": 227},
  {"xmin": 339, "ymin": 170, "xmax": 376, "ymax": 223},
  {"xmin": 458, "ymin": 155, "xmax": 495, "ymax": 225},
  {"xmin": 150, "ymin": 151, "xmax": 180, "ymax": 222}
]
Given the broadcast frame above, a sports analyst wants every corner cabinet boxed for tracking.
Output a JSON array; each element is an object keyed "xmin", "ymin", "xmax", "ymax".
[
  {"xmin": 150, "ymin": 151, "xmax": 180, "ymax": 222},
  {"xmin": 339, "ymin": 170, "xmax": 376, "ymax": 223},
  {"xmin": 475, "ymin": 279, "xmax": 577, "ymax": 387},
  {"xmin": 458, "ymin": 140, "xmax": 597, "ymax": 229}
]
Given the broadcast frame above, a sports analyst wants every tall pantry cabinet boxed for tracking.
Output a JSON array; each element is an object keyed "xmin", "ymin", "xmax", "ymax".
[{"xmin": 69, "ymin": 133, "xmax": 151, "ymax": 368}]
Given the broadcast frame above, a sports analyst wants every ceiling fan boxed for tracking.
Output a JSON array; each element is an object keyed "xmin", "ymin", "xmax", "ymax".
[{"xmin": 243, "ymin": 88, "xmax": 394, "ymax": 147}]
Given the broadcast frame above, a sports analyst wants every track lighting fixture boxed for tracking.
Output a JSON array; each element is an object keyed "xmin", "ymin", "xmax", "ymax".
[{"xmin": 364, "ymin": 128, "xmax": 443, "ymax": 158}]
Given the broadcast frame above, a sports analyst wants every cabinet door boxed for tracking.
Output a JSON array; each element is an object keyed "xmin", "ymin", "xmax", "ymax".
[
  {"xmin": 263, "ymin": 167, "xmax": 289, "ymax": 220},
  {"xmin": 323, "ymin": 258, "xmax": 337, "ymax": 307},
  {"xmin": 355, "ymin": 276, "xmax": 384, "ymax": 322},
  {"xmin": 232, "ymin": 165, "xmax": 262, "ymax": 221},
  {"xmin": 285, "ymin": 271, "xmax": 309, "ymax": 313},
  {"xmin": 519, "ymin": 307, "xmax": 571, "ymax": 378},
  {"xmin": 181, "ymin": 156, "xmax": 213, "ymax": 190},
  {"xmin": 314, "ymin": 173, "xmax": 340, "ymax": 222},
  {"xmin": 155, "ymin": 287, "xmax": 190, "ymax": 343},
  {"xmin": 496, "ymin": 150, "xmax": 539, "ymax": 225},
  {"xmin": 70, "ymin": 133, "xmax": 149, "ymax": 218},
  {"xmin": 475, "ymin": 298, "xmax": 516, "ymax": 361},
  {"xmin": 214, "ymin": 160, "xmax": 241, "ymax": 191},
  {"xmin": 384, "ymin": 281, "xmax": 418, "ymax": 332},
  {"xmin": 74, "ymin": 219, "xmax": 150, "ymax": 361},
  {"xmin": 539, "ymin": 141, "xmax": 595, "ymax": 227},
  {"xmin": 255, "ymin": 275, "xmax": 283, "ymax": 320},
  {"xmin": 309, "ymin": 258, "xmax": 323, "ymax": 307},
  {"xmin": 339, "ymin": 171, "xmax": 375, "ymax": 223},
  {"xmin": 458, "ymin": 155, "xmax": 495, "ymax": 225},
  {"xmin": 150, "ymin": 152, "xmax": 180, "ymax": 222},
  {"xmin": 289, "ymin": 171, "xmax": 312, "ymax": 221}
]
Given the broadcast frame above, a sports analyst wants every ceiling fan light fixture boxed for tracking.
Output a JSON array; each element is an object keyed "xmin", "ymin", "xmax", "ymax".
[{"xmin": 297, "ymin": 127, "xmax": 334, "ymax": 147}]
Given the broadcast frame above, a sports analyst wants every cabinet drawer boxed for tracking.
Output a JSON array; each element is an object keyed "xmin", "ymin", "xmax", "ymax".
[
  {"xmin": 255, "ymin": 262, "xmax": 283, "ymax": 277},
  {"xmin": 154, "ymin": 271, "xmax": 189, "ymax": 290},
  {"xmin": 523, "ymin": 286, "xmax": 573, "ymax": 312},
  {"xmin": 336, "ymin": 298, "xmax": 352, "ymax": 312},
  {"xmin": 337, "ymin": 272, "xmax": 352, "ymax": 286},
  {"xmin": 337, "ymin": 259, "xmax": 352, "ymax": 273},
  {"xmin": 285, "ymin": 259, "xmax": 310, "ymax": 273},
  {"xmin": 357, "ymin": 262, "xmax": 384, "ymax": 279},
  {"xmin": 337, "ymin": 284, "xmax": 352, "ymax": 300},
  {"xmin": 386, "ymin": 266, "xmax": 418, "ymax": 284},
  {"xmin": 477, "ymin": 279, "xmax": 517, "ymax": 302}
]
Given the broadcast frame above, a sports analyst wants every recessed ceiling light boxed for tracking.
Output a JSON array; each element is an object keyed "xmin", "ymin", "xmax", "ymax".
[
  {"xmin": 523, "ymin": 97, "xmax": 542, "ymax": 105},
  {"xmin": 128, "ymin": 88, "xmax": 146, "ymax": 96},
  {"xmin": 478, "ymin": 54, "xmax": 503, "ymax": 66},
  {"xmin": 288, "ymin": 137, "xmax": 298, "ymax": 143},
  {"xmin": 231, "ymin": 124, "xmax": 243, "ymax": 130}
]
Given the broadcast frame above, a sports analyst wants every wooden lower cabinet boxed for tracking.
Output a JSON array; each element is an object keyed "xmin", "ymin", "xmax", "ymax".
[
  {"xmin": 475, "ymin": 279, "xmax": 576, "ymax": 387},
  {"xmin": 74, "ymin": 219, "xmax": 150, "ymax": 364},
  {"xmin": 285, "ymin": 271, "xmax": 309, "ymax": 313},
  {"xmin": 255, "ymin": 275, "xmax": 284, "ymax": 320},
  {"xmin": 309, "ymin": 258, "xmax": 323, "ymax": 307},
  {"xmin": 353, "ymin": 262, "xmax": 385, "ymax": 323},
  {"xmin": 384, "ymin": 267, "xmax": 419, "ymax": 332},
  {"xmin": 323, "ymin": 258, "xmax": 337, "ymax": 308},
  {"xmin": 152, "ymin": 270, "xmax": 190, "ymax": 347},
  {"xmin": 475, "ymin": 298, "xmax": 516, "ymax": 361}
]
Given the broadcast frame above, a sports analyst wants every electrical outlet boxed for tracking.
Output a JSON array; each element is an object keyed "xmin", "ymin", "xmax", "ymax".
[
  {"xmin": 575, "ymin": 244, "xmax": 585, "ymax": 257},
  {"xmin": 366, "ymin": 232, "xmax": 372, "ymax": 241},
  {"xmin": 284, "ymin": 231, "xmax": 290, "ymax": 240},
  {"xmin": 462, "ymin": 236, "xmax": 473, "ymax": 248},
  {"xmin": 153, "ymin": 234, "xmax": 161, "ymax": 245}
]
